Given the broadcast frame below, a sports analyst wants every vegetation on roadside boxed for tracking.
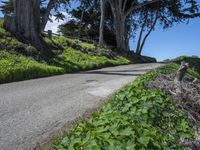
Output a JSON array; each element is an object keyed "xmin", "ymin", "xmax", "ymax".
[
  {"xmin": 0, "ymin": 20, "xmax": 130, "ymax": 83},
  {"xmin": 0, "ymin": 51, "xmax": 64, "ymax": 84},
  {"xmin": 53, "ymin": 60, "xmax": 200, "ymax": 150},
  {"xmin": 173, "ymin": 55, "xmax": 200, "ymax": 74},
  {"xmin": 50, "ymin": 47, "xmax": 129, "ymax": 73}
]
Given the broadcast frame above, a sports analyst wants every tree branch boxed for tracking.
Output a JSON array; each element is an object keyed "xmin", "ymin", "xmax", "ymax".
[
  {"xmin": 122, "ymin": 0, "xmax": 128, "ymax": 13},
  {"xmin": 139, "ymin": 12, "xmax": 158, "ymax": 55},
  {"xmin": 125, "ymin": 0, "xmax": 161, "ymax": 17},
  {"xmin": 40, "ymin": 0, "xmax": 55, "ymax": 31}
]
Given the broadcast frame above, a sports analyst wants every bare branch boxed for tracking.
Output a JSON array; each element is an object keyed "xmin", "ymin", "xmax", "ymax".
[{"xmin": 122, "ymin": 0, "xmax": 128, "ymax": 13}]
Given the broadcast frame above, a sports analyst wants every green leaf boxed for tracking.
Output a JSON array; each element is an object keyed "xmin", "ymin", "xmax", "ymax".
[
  {"xmin": 61, "ymin": 137, "xmax": 69, "ymax": 147},
  {"xmin": 68, "ymin": 138, "xmax": 82, "ymax": 150},
  {"xmin": 126, "ymin": 143, "xmax": 136, "ymax": 150},
  {"xmin": 142, "ymin": 108, "xmax": 148, "ymax": 114},
  {"xmin": 138, "ymin": 136, "xmax": 150, "ymax": 146},
  {"xmin": 119, "ymin": 127, "xmax": 133, "ymax": 136},
  {"xmin": 85, "ymin": 140, "xmax": 101, "ymax": 150},
  {"xmin": 82, "ymin": 134, "xmax": 90, "ymax": 145}
]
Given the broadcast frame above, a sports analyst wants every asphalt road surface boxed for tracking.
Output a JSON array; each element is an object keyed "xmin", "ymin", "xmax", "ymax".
[{"xmin": 0, "ymin": 63, "xmax": 163, "ymax": 150}]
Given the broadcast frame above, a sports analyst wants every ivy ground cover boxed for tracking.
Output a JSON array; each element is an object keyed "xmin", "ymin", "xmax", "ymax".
[{"xmin": 53, "ymin": 63, "xmax": 198, "ymax": 150}]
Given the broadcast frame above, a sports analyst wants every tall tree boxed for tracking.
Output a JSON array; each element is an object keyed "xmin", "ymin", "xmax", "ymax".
[
  {"xmin": 134, "ymin": 0, "xmax": 200, "ymax": 56},
  {"xmin": 1, "ymin": 0, "xmax": 70, "ymax": 32},
  {"xmin": 2, "ymin": 0, "xmax": 71, "ymax": 57},
  {"xmin": 59, "ymin": 0, "xmax": 117, "ymax": 47},
  {"xmin": 135, "ymin": 14, "xmax": 158, "ymax": 56},
  {"xmin": 99, "ymin": 0, "xmax": 106, "ymax": 47},
  {"xmin": 99, "ymin": 0, "xmax": 200, "ymax": 53},
  {"xmin": 58, "ymin": 0, "xmax": 99, "ymax": 38},
  {"xmin": 76, "ymin": 0, "xmax": 93, "ymax": 38},
  {"xmin": 3, "ymin": 0, "xmax": 53, "ymax": 57},
  {"xmin": 134, "ymin": 7, "xmax": 159, "ymax": 56},
  {"xmin": 99, "ymin": 0, "xmax": 161, "ymax": 52}
]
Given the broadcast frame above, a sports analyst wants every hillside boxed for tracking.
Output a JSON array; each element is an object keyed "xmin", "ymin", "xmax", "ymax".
[{"xmin": 0, "ymin": 20, "xmax": 130, "ymax": 84}]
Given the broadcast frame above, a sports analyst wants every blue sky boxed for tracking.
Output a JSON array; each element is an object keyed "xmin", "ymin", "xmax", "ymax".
[
  {"xmin": 131, "ymin": 18, "xmax": 200, "ymax": 61},
  {"xmin": 0, "ymin": 1, "xmax": 200, "ymax": 61}
]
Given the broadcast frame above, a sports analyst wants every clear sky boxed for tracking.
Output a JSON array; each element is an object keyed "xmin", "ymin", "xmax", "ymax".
[
  {"xmin": 0, "ymin": 1, "xmax": 199, "ymax": 61},
  {"xmin": 130, "ymin": 18, "xmax": 200, "ymax": 61}
]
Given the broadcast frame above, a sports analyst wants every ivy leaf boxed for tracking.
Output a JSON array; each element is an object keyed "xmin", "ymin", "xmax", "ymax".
[
  {"xmin": 138, "ymin": 136, "xmax": 150, "ymax": 146},
  {"xmin": 82, "ymin": 134, "xmax": 90, "ymax": 145},
  {"xmin": 119, "ymin": 127, "xmax": 133, "ymax": 136},
  {"xmin": 68, "ymin": 138, "xmax": 82, "ymax": 150},
  {"xmin": 85, "ymin": 139, "xmax": 101, "ymax": 150},
  {"xmin": 126, "ymin": 143, "xmax": 136, "ymax": 150},
  {"xmin": 61, "ymin": 137, "xmax": 69, "ymax": 147}
]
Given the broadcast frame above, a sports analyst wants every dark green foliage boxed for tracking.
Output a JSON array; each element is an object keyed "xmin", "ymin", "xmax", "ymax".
[
  {"xmin": 53, "ymin": 62, "xmax": 198, "ymax": 150},
  {"xmin": 58, "ymin": 0, "xmax": 117, "ymax": 47},
  {"xmin": 0, "ymin": 0, "xmax": 14, "ymax": 15}
]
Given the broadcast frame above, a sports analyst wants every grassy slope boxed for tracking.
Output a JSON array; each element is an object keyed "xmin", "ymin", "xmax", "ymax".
[
  {"xmin": 50, "ymin": 46, "xmax": 129, "ymax": 73},
  {"xmin": 0, "ymin": 20, "xmax": 130, "ymax": 84},
  {"xmin": 0, "ymin": 51, "xmax": 65, "ymax": 83},
  {"xmin": 53, "ymin": 58, "xmax": 200, "ymax": 150}
]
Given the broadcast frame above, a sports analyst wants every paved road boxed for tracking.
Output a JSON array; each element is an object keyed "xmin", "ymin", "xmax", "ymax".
[{"xmin": 0, "ymin": 63, "xmax": 163, "ymax": 150}]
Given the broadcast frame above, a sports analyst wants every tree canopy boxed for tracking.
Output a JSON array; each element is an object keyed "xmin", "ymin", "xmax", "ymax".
[{"xmin": 1, "ymin": 0, "xmax": 200, "ymax": 57}]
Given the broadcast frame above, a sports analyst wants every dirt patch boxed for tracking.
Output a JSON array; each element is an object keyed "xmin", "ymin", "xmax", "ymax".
[{"xmin": 147, "ymin": 71, "xmax": 200, "ymax": 149}]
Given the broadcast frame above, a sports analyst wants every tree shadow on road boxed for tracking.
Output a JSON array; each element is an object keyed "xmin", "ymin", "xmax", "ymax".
[{"xmin": 81, "ymin": 69, "xmax": 146, "ymax": 76}]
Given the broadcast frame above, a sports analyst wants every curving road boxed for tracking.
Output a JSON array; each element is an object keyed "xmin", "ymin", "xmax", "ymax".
[{"xmin": 0, "ymin": 63, "xmax": 163, "ymax": 150}]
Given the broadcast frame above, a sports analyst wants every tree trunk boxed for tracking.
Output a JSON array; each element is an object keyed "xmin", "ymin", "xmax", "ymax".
[
  {"xmin": 138, "ymin": 16, "xmax": 158, "ymax": 55},
  {"xmin": 136, "ymin": 12, "xmax": 158, "ymax": 56},
  {"xmin": 174, "ymin": 62, "xmax": 189, "ymax": 100},
  {"xmin": 99, "ymin": 0, "xmax": 105, "ymax": 47},
  {"xmin": 3, "ymin": 0, "xmax": 53, "ymax": 58},
  {"xmin": 109, "ymin": 1, "xmax": 129, "ymax": 52},
  {"xmin": 78, "ymin": 10, "xmax": 84, "ymax": 38},
  {"xmin": 114, "ymin": 15, "xmax": 129, "ymax": 52},
  {"xmin": 40, "ymin": 0, "xmax": 55, "ymax": 32},
  {"xmin": 175, "ymin": 62, "xmax": 189, "ymax": 83},
  {"xmin": 135, "ymin": 24, "xmax": 144, "ymax": 56}
]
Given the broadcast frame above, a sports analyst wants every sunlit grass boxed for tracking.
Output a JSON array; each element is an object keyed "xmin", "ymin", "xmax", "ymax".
[
  {"xmin": 0, "ymin": 21, "xmax": 130, "ymax": 83},
  {"xmin": 50, "ymin": 47, "xmax": 130, "ymax": 73},
  {"xmin": 0, "ymin": 51, "xmax": 65, "ymax": 83}
]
